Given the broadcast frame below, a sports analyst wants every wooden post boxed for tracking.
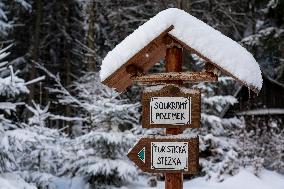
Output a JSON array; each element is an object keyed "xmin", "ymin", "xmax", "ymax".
[
  {"xmin": 165, "ymin": 46, "xmax": 183, "ymax": 189},
  {"xmin": 165, "ymin": 47, "xmax": 182, "ymax": 73}
]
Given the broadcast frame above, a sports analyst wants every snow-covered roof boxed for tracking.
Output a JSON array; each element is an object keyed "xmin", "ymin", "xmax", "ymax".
[{"xmin": 100, "ymin": 8, "xmax": 262, "ymax": 92}]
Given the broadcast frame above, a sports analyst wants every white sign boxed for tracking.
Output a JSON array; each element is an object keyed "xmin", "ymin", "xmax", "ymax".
[
  {"xmin": 150, "ymin": 97, "xmax": 191, "ymax": 125},
  {"xmin": 151, "ymin": 142, "xmax": 188, "ymax": 171}
]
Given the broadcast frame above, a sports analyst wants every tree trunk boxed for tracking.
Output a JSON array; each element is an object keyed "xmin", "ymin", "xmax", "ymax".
[
  {"xmin": 29, "ymin": 0, "xmax": 42, "ymax": 105},
  {"xmin": 86, "ymin": 1, "xmax": 96, "ymax": 72},
  {"xmin": 63, "ymin": 1, "xmax": 72, "ymax": 135}
]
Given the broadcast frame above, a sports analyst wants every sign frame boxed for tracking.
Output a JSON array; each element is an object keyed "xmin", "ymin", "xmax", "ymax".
[
  {"xmin": 127, "ymin": 136, "xmax": 199, "ymax": 174},
  {"xmin": 142, "ymin": 85, "xmax": 201, "ymax": 128}
]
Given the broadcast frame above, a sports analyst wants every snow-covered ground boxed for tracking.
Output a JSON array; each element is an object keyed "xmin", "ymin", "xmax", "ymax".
[
  {"xmin": 126, "ymin": 169, "xmax": 284, "ymax": 189},
  {"xmin": 0, "ymin": 173, "xmax": 37, "ymax": 189},
  {"xmin": 0, "ymin": 168, "xmax": 283, "ymax": 189},
  {"xmin": 51, "ymin": 177, "xmax": 88, "ymax": 189}
]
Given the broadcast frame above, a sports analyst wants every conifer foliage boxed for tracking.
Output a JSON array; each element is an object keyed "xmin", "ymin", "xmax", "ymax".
[
  {"xmin": 45, "ymin": 72, "xmax": 140, "ymax": 188},
  {"xmin": 189, "ymin": 77, "xmax": 243, "ymax": 181},
  {"xmin": 0, "ymin": 0, "xmax": 282, "ymax": 188}
]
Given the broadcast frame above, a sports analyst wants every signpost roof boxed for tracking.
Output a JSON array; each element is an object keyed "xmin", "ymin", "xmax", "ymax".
[{"xmin": 100, "ymin": 8, "xmax": 262, "ymax": 93}]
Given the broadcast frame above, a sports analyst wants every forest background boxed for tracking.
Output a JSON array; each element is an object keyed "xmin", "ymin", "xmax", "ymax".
[{"xmin": 0, "ymin": 0, "xmax": 283, "ymax": 188}]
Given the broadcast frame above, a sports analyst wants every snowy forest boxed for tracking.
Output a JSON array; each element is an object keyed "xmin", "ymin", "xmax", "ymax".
[{"xmin": 0, "ymin": 0, "xmax": 283, "ymax": 189}]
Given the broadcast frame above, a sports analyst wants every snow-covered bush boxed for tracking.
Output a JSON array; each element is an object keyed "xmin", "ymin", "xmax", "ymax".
[
  {"xmin": 188, "ymin": 77, "xmax": 244, "ymax": 181},
  {"xmin": 190, "ymin": 75, "xmax": 283, "ymax": 179},
  {"xmin": 42, "ymin": 71, "xmax": 140, "ymax": 188},
  {"xmin": 0, "ymin": 45, "xmax": 57, "ymax": 188},
  {"xmin": 0, "ymin": 45, "xmax": 29, "ymax": 173},
  {"xmin": 26, "ymin": 101, "xmax": 51, "ymax": 127},
  {"xmin": 239, "ymin": 117, "xmax": 284, "ymax": 175},
  {"xmin": 64, "ymin": 73, "xmax": 139, "ymax": 188},
  {"xmin": 7, "ymin": 126, "xmax": 68, "ymax": 172},
  {"xmin": 66, "ymin": 131, "xmax": 137, "ymax": 188},
  {"xmin": 0, "ymin": 2, "xmax": 11, "ymax": 37},
  {"xmin": 71, "ymin": 73, "xmax": 140, "ymax": 132},
  {"xmin": 0, "ymin": 0, "xmax": 31, "ymax": 38},
  {"xmin": 6, "ymin": 125, "xmax": 74, "ymax": 189}
]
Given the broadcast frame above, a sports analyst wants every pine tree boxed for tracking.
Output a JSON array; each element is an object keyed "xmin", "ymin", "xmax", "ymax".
[
  {"xmin": 0, "ymin": 43, "xmax": 49, "ymax": 189},
  {"xmin": 0, "ymin": 45, "xmax": 29, "ymax": 129},
  {"xmin": 238, "ymin": 118, "xmax": 284, "ymax": 175},
  {"xmin": 241, "ymin": 0, "xmax": 284, "ymax": 83},
  {"xmin": 0, "ymin": 1, "xmax": 11, "ymax": 38},
  {"xmin": 41, "ymin": 70, "xmax": 140, "ymax": 187},
  {"xmin": 184, "ymin": 76, "xmax": 244, "ymax": 181},
  {"xmin": 81, "ymin": 0, "xmax": 162, "ymax": 68},
  {"xmin": 7, "ymin": 101, "xmax": 73, "ymax": 189},
  {"xmin": 68, "ymin": 73, "xmax": 139, "ymax": 188},
  {"xmin": 238, "ymin": 0, "xmax": 284, "ymax": 175},
  {"xmin": 1, "ymin": 0, "xmax": 86, "ymax": 127},
  {"xmin": 0, "ymin": 45, "xmax": 26, "ymax": 173}
]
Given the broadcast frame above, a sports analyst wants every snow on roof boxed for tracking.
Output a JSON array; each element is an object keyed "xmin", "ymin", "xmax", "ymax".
[{"xmin": 100, "ymin": 8, "xmax": 262, "ymax": 92}]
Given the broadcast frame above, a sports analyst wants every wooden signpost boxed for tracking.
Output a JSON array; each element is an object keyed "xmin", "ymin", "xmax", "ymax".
[
  {"xmin": 101, "ymin": 15, "xmax": 261, "ymax": 188},
  {"xmin": 127, "ymin": 46, "xmax": 203, "ymax": 189},
  {"xmin": 101, "ymin": 42, "xmax": 217, "ymax": 189},
  {"xmin": 127, "ymin": 136, "xmax": 199, "ymax": 174}
]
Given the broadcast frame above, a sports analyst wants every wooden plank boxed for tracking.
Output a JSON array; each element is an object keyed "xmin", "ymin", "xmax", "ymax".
[
  {"xmin": 166, "ymin": 173, "xmax": 183, "ymax": 189},
  {"xmin": 101, "ymin": 26, "xmax": 174, "ymax": 93},
  {"xmin": 132, "ymin": 72, "xmax": 218, "ymax": 84},
  {"xmin": 142, "ymin": 85, "xmax": 201, "ymax": 129},
  {"xmin": 127, "ymin": 136, "xmax": 199, "ymax": 174}
]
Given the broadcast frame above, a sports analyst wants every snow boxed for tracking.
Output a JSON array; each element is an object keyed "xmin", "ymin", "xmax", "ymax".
[
  {"xmin": 237, "ymin": 108, "xmax": 284, "ymax": 116},
  {"xmin": 144, "ymin": 84, "xmax": 199, "ymax": 94},
  {"xmin": 147, "ymin": 133, "xmax": 198, "ymax": 139},
  {"xmin": 78, "ymin": 158, "xmax": 137, "ymax": 179},
  {"xmin": 125, "ymin": 168, "xmax": 284, "ymax": 189},
  {"xmin": 0, "ymin": 173, "xmax": 37, "ymax": 189},
  {"xmin": 0, "ymin": 102, "xmax": 17, "ymax": 111},
  {"xmin": 14, "ymin": 0, "xmax": 32, "ymax": 11},
  {"xmin": 144, "ymin": 85, "xmax": 166, "ymax": 92},
  {"xmin": 100, "ymin": 8, "xmax": 262, "ymax": 91},
  {"xmin": 0, "ymin": 66, "xmax": 29, "ymax": 97},
  {"xmin": 51, "ymin": 177, "xmax": 88, "ymax": 189},
  {"xmin": 6, "ymin": 127, "xmax": 53, "ymax": 143},
  {"xmin": 2, "ymin": 169, "xmax": 282, "ymax": 189}
]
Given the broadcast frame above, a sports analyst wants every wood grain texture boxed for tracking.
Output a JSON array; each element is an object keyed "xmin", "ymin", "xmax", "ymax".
[
  {"xmin": 166, "ymin": 173, "xmax": 183, "ymax": 189},
  {"xmin": 142, "ymin": 85, "xmax": 201, "ymax": 129},
  {"xmin": 127, "ymin": 137, "xmax": 199, "ymax": 174},
  {"xmin": 164, "ymin": 46, "xmax": 184, "ymax": 189},
  {"xmin": 101, "ymin": 26, "xmax": 174, "ymax": 93},
  {"xmin": 132, "ymin": 71, "xmax": 218, "ymax": 84}
]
